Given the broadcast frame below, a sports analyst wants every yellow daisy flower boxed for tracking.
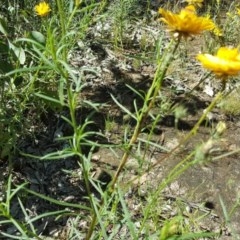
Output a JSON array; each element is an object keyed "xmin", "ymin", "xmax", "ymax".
[
  {"xmin": 34, "ymin": 1, "xmax": 51, "ymax": 17},
  {"xmin": 159, "ymin": 5, "xmax": 215, "ymax": 38},
  {"xmin": 197, "ymin": 47, "xmax": 240, "ymax": 78},
  {"xmin": 184, "ymin": 0, "xmax": 204, "ymax": 8}
]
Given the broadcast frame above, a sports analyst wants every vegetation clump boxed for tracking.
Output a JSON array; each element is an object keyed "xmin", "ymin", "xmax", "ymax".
[{"xmin": 0, "ymin": 0, "xmax": 240, "ymax": 239}]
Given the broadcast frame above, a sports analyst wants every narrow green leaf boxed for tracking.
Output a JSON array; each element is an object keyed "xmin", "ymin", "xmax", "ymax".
[
  {"xmin": 0, "ymin": 17, "xmax": 8, "ymax": 36},
  {"xmin": 111, "ymin": 94, "xmax": 137, "ymax": 120},
  {"xmin": 8, "ymin": 41, "xmax": 26, "ymax": 65},
  {"xmin": 31, "ymin": 31, "xmax": 46, "ymax": 44},
  {"xmin": 22, "ymin": 187, "xmax": 91, "ymax": 211},
  {"xmin": 35, "ymin": 92, "xmax": 63, "ymax": 105}
]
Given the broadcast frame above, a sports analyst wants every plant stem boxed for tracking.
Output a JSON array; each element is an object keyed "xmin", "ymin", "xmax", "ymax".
[
  {"xmin": 127, "ymin": 90, "xmax": 223, "ymax": 187},
  {"xmin": 56, "ymin": 0, "xmax": 67, "ymax": 60},
  {"xmin": 110, "ymin": 38, "xmax": 180, "ymax": 190},
  {"xmin": 86, "ymin": 37, "xmax": 180, "ymax": 240}
]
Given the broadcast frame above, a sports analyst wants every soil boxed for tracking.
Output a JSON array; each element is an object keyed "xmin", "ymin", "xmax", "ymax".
[{"xmin": 1, "ymin": 1, "xmax": 240, "ymax": 239}]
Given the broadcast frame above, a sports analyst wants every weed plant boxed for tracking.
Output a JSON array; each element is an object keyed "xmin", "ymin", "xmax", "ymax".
[{"xmin": 1, "ymin": 0, "xmax": 240, "ymax": 239}]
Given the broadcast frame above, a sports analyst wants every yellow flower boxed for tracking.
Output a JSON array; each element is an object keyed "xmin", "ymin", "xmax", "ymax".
[
  {"xmin": 75, "ymin": 0, "xmax": 83, "ymax": 6},
  {"xmin": 226, "ymin": 11, "xmax": 233, "ymax": 18},
  {"xmin": 213, "ymin": 26, "xmax": 222, "ymax": 36},
  {"xmin": 34, "ymin": 1, "xmax": 51, "ymax": 17},
  {"xmin": 236, "ymin": 7, "xmax": 240, "ymax": 16},
  {"xmin": 184, "ymin": 0, "xmax": 204, "ymax": 8},
  {"xmin": 197, "ymin": 47, "xmax": 240, "ymax": 78},
  {"xmin": 159, "ymin": 5, "xmax": 216, "ymax": 38}
]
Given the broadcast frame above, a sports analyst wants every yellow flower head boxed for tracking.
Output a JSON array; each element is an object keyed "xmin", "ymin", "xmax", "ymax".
[
  {"xmin": 236, "ymin": 7, "xmax": 240, "ymax": 16},
  {"xmin": 159, "ymin": 5, "xmax": 215, "ymax": 38},
  {"xmin": 34, "ymin": 1, "xmax": 51, "ymax": 17},
  {"xmin": 197, "ymin": 47, "xmax": 240, "ymax": 78},
  {"xmin": 184, "ymin": 0, "xmax": 204, "ymax": 8},
  {"xmin": 213, "ymin": 26, "xmax": 222, "ymax": 36}
]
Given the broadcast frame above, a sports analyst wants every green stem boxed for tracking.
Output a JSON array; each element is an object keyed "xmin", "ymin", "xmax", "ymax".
[
  {"xmin": 56, "ymin": 0, "xmax": 67, "ymax": 60},
  {"xmin": 140, "ymin": 151, "xmax": 195, "ymax": 231},
  {"xmin": 109, "ymin": 38, "xmax": 181, "ymax": 190},
  {"xmin": 55, "ymin": 0, "xmax": 79, "ymax": 147},
  {"xmin": 66, "ymin": 5, "xmax": 78, "ymax": 30},
  {"xmin": 127, "ymin": 90, "xmax": 224, "ymax": 187},
  {"xmin": 86, "ymin": 38, "xmax": 181, "ymax": 240}
]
